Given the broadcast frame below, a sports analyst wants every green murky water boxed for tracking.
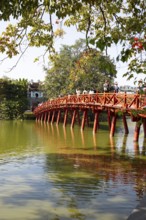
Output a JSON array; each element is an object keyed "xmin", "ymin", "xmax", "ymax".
[{"xmin": 0, "ymin": 119, "xmax": 146, "ymax": 220}]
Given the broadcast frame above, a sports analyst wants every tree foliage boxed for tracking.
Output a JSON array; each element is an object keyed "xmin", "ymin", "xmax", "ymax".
[
  {"xmin": 0, "ymin": 78, "xmax": 29, "ymax": 119},
  {"xmin": 44, "ymin": 39, "xmax": 116, "ymax": 97},
  {"xmin": 0, "ymin": 0, "xmax": 145, "ymax": 80}
]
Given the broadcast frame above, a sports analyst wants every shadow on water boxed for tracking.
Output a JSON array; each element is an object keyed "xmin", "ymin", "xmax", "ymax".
[{"xmin": 0, "ymin": 120, "xmax": 146, "ymax": 219}]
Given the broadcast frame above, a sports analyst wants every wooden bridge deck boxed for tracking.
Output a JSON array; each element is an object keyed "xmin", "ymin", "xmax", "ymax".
[{"xmin": 33, "ymin": 93, "xmax": 146, "ymax": 142}]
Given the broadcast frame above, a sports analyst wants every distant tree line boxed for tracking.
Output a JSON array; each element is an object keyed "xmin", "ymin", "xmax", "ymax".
[{"xmin": 0, "ymin": 78, "xmax": 29, "ymax": 119}]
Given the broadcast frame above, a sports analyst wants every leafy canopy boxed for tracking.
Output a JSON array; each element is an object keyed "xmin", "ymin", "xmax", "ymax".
[
  {"xmin": 44, "ymin": 39, "xmax": 117, "ymax": 98},
  {"xmin": 0, "ymin": 0, "xmax": 145, "ymax": 80}
]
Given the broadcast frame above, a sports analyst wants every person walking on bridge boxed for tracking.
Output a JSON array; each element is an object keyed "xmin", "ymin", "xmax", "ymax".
[
  {"xmin": 76, "ymin": 88, "xmax": 81, "ymax": 96},
  {"xmin": 103, "ymin": 80, "xmax": 110, "ymax": 92},
  {"xmin": 114, "ymin": 82, "xmax": 119, "ymax": 93}
]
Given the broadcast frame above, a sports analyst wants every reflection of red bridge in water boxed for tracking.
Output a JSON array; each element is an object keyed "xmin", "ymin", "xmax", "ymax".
[{"xmin": 34, "ymin": 93, "xmax": 146, "ymax": 142}]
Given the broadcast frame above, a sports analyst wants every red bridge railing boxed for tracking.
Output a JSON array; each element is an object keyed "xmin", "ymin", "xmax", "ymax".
[
  {"xmin": 33, "ymin": 93, "xmax": 146, "ymax": 142},
  {"xmin": 34, "ymin": 93, "xmax": 146, "ymax": 114}
]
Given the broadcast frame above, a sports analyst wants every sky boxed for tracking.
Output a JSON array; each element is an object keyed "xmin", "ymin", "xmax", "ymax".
[{"xmin": 0, "ymin": 20, "xmax": 145, "ymax": 86}]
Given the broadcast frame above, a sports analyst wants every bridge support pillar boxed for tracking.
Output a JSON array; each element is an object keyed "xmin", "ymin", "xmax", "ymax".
[
  {"xmin": 51, "ymin": 110, "xmax": 56, "ymax": 123},
  {"xmin": 143, "ymin": 118, "xmax": 146, "ymax": 138},
  {"xmin": 47, "ymin": 111, "xmax": 51, "ymax": 122},
  {"xmin": 36, "ymin": 115, "xmax": 39, "ymax": 121},
  {"xmin": 41, "ymin": 113, "xmax": 44, "ymax": 121},
  {"xmin": 110, "ymin": 114, "xmax": 117, "ymax": 137},
  {"xmin": 134, "ymin": 121, "xmax": 142, "ymax": 142},
  {"xmin": 93, "ymin": 111, "xmax": 100, "ymax": 133},
  {"xmin": 77, "ymin": 111, "xmax": 81, "ymax": 125},
  {"xmin": 123, "ymin": 114, "xmax": 129, "ymax": 134},
  {"xmin": 107, "ymin": 109, "xmax": 111, "ymax": 128},
  {"xmin": 71, "ymin": 110, "xmax": 77, "ymax": 128},
  {"xmin": 63, "ymin": 109, "xmax": 68, "ymax": 126},
  {"xmin": 81, "ymin": 110, "xmax": 88, "ymax": 130},
  {"xmin": 44, "ymin": 112, "xmax": 47, "ymax": 122},
  {"xmin": 56, "ymin": 110, "xmax": 61, "ymax": 124},
  {"xmin": 38, "ymin": 114, "xmax": 41, "ymax": 121}
]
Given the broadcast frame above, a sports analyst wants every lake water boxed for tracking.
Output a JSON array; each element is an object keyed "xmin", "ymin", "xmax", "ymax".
[{"xmin": 0, "ymin": 119, "xmax": 146, "ymax": 220}]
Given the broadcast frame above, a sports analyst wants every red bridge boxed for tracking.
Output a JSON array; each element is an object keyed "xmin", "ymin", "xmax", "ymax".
[{"xmin": 34, "ymin": 92, "xmax": 146, "ymax": 142}]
